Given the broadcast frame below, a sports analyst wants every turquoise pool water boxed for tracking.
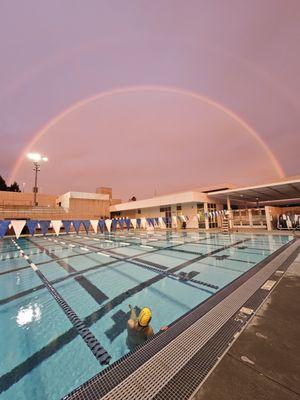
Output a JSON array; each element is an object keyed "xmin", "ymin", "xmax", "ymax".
[{"xmin": 0, "ymin": 231, "xmax": 292, "ymax": 399}]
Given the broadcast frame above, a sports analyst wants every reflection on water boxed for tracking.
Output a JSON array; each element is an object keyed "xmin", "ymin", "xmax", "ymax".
[{"xmin": 16, "ymin": 303, "xmax": 42, "ymax": 327}]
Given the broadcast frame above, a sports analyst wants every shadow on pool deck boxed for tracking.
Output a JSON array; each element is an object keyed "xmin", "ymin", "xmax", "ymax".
[{"xmin": 194, "ymin": 254, "xmax": 300, "ymax": 400}]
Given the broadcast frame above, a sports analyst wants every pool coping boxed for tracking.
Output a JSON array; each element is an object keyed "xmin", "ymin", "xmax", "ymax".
[{"xmin": 63, "ymin": 236, "xmax": 298, "ymax": 400}]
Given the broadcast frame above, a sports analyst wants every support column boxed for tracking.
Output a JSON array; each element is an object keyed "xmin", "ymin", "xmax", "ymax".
[
  {"xmin": 265, "ymin": 206, "xmax": 272, "ymax": 231},
  {"xmin": 248, "ymin": 209, "xmax": 253, "ymax": 227},
  {"xmin": 227, "ymin": 196, "xmax": 233, "ymax": 229},
  {"xmin": 204, "ymin": 202, "xmax": 210, "ymax": 230}
]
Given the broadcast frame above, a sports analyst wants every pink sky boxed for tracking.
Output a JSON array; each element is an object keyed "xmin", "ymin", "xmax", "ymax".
[{"xmin": 0, "ymin": 1, "xmax": 299, "ymax": 200}]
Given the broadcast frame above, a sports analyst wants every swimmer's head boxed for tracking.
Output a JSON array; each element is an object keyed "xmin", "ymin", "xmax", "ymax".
[{"xmin": 138, "ymin": 307, "xmax": 152, "ymax": 327}]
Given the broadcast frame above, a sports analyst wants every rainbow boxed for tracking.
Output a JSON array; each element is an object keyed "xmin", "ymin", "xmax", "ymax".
[{"xmin": 9, "ymin": 85, "xmax": 284, "ymax": 183}]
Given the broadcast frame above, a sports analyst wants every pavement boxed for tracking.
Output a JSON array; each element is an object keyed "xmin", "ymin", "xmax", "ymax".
[{"xmin": 194, "ymin": 252, "xmax": 300, "ymax": 400}]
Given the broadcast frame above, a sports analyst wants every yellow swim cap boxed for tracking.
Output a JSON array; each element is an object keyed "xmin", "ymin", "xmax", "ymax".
[{"xmin": 138, "ymin": 307, "xmax": 152, "ymax": 327}]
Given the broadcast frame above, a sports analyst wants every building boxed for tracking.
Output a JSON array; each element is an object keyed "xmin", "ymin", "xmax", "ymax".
[
  {"xmin": 0, "ymin": 187, "xmax": 120, "ymax": 220},
  {"xmin": 109, "ymin": 176, "xmax": 300, "ymax": 231}
]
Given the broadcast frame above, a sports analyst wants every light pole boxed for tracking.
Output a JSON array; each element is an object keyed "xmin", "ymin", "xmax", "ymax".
[{"xmin": 27, "ymin": 153, "xmax": 48, "ymax": 206}]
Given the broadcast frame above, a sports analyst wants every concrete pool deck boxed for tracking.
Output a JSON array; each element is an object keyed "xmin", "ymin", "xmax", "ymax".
[{"xmin": 194, "ymin": 250, "xmax": 300, "ymax": 400}]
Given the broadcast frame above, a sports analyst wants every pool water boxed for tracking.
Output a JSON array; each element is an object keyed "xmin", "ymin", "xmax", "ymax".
[{"xmin": 0, "ymin": 231, "xmax": 292, "ymax": 399}]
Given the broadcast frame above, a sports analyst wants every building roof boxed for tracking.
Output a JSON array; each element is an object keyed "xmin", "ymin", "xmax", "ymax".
[
  {"xmin": 110, "ymin": 176, "xmax": 300, "ymax": 211},
  {"xmin": 209, "ymin": 176, "xmax": 300, "ymax": 204},
  {"xmin": 109, "ymin": 191, "xmax": 211, "ymax": 212},
  {"xmin": 58, "ymin": 191, "xmax": 109, "ymax": 201}
]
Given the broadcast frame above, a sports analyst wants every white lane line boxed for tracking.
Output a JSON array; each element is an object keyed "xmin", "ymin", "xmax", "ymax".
[
  {"xmin": 140, "ymin": 245, "xmax": 153, "ymax": 249},
  {"xmin": 69, "ymin": 244, "xmax": 76, "ymax": 247},
  {"xmin": 97, "ymin": 252, "xmax": 110, "ymax": 257},
  {"xmin": 80, "ymin": 247, "xmax": 89, "ymax": 251},
  {"xmin": 94, "ymin": 238, "xmax": 100, "ymax": 241},
  {"xmin": 60, "ymin": 241, "xmax": 65, "ymax": 245},
  {"xmin": 105, "ymin": 240, "xmax": 113, "ymax": 243}
]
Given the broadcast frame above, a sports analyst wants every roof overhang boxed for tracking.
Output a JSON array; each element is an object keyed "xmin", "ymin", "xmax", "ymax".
[
  {"xmin": 110, "ymin": 191, "xmax": 210, "ymax": 212},
  {"xmin": 209, "ymin": 177, "xmax": 300, "ymax": 205}
]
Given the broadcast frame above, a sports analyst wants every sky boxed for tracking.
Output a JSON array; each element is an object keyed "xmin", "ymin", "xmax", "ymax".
[{"xmin": 0, "ymin": 0, "xmax": 299, "ymax": 200}]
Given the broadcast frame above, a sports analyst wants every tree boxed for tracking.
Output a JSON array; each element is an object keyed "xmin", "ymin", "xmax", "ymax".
[
  {"xmin": 0, "ymin": 175, "xmax": 7, "ymax": 191},
  {"xmin": 9, "ymin": 182, "xmax": 21, "ymax": 192},
  {"xmin": 0, "ymin": 175, "xmax": 21, "ymax": 192},
  {"xmin": 129, "ymin": 196, "xmax": 137, "ymax": 201}
]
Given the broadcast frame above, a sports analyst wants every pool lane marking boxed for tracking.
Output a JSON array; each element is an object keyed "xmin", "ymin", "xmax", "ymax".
[
  {"xmin": 11, "ymin": 239, "xmax": 111, "ymax": 366},
  {"xmin": 97, "ymin": 252, "xmax": 110, "ymax": 257},
  {"xmin": 1, "ymin": 236, "xmax": 251, "ymax": 307},
  {"xmin": 74, "ymin": 276, "xmax": 109, "ymax": 304},
  {"xmin": 26, "ymin": 238, "xmax": 113, "ymax": 302},
  {"xmin": 64, "ymin": 237, "xmax": 252, "ymax": 290},
  {"xmin": 30, "ymin": 240, "xmax": 77, "ymax": 274},
  {"xmin": 1, "ymin": 236, "xmax": 293, "ymax": 393}
]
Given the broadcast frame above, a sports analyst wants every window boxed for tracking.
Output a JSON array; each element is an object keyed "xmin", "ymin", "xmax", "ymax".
[
  {"xmin": 160, "ymin": 206, "xmax": 171, "ymax": 212},
  {"xmin": 137, "ymin": 209, "xmax": 141, "ymax": 214},
  {"xmin": 177, "ymin": 205, "xmax": 182, "ymax": 210}
]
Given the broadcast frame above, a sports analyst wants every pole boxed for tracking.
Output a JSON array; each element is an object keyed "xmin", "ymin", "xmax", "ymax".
[{"xmin": 33, "ymin": 162, "xmax": 40, "ymax": 206}]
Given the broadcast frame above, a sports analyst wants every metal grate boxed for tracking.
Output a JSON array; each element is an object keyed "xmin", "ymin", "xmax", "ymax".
[
  {"xmin": 64, "ymin": 238, "xmax": 299, "ymax": 400},
  {"xmin": 155, "ymin": 243, "xmax": 300, "ymax": 400}
]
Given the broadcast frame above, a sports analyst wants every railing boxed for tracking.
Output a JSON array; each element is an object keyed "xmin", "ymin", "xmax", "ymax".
[{"xmin": 0, "ymin": 206, "xmax": 106, "ymax": 220}]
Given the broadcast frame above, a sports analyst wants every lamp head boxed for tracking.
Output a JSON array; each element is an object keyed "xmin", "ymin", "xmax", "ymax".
[{"xmin": 27, "ymin": 153, "xmax": 48, "ymax": 162}]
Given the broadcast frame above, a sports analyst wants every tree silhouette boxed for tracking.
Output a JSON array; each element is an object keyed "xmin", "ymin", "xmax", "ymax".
[
  {"xmin": 0, "ymin": 176, "xmax": 21, "ymax": 192},
  {"xmin": 0, "ymin": 175, "xmax": 7, "ymax": 191},
  {"xmin": 9, "ymin": 182, "xmax": 21, "ymax": 192}
]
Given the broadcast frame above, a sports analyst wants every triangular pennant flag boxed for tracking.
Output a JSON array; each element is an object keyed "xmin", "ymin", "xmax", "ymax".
[
  {"xmin": 52, "ymin": 220, "xmax": 62, "ymax": 236},
  {"xmin": 154, "ymin": 217, "xmax": 159, "ymax": 226},
  {"xmin": 125, "ymin": 218, "xmax": 131, "ymax": 230},
  {"xmin": 62, "ymin": 220, "xmax": 71, "ymax": 234},
  {"xmin": 27, "ymin": 220, "xmax": 38, "ymax": 236},
  {"xmin": 158, "ymin": 217, "xmax": 165, "ymax": 228},
  {"xmin": 11, "ymin": 220, "xmax": 26, "ymax": 239},
  {"xmin": 82, "ymin": 220, "xmax": 91, "ymax": 234},
  {"xmin": 39, "ymin": 220, "xmax": 50, "ymax": 236},
  {"xmin": 105, "ymin": 219, "xmax": 112, "ymax": 232},
  {"xmin": 112, "ymin": 219, "xmax": 118, "ymax": 231},
  {"xmin": 131, "ymin": 219, "xmax": 137, "ymax": 229},
  {"xmin": 0, "ymin": 220, "xmax": 10, "ymax": 238},
  {"xmin": 119, "ymin": 219, "xmax": 125, "ymax": 230},
  {"xmin": 73, "ymin": 220, "xmax": 82, "ymax": 234},
  {"xmin": 136, "ymin": 218, "xmax": 141, "ymax": 228},
  {"xmin": 98, "ymin": 219, "xmax": 105, "ymax": 233},
  {"xmin": 141, "ymin": 218, "xmax": 147, "ymax": 229},
  {"xmin": 172, "ymin": 216, "xmax": 178, "ymax": 228},
  {"xmin": 90, "ymin": 220, "xmax": 98, "ymax": 234}
]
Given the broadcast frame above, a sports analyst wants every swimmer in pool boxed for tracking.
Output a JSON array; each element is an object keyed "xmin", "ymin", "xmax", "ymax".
[{"xmin": 126, "ymin": 305, "xmax": 168, "ymax": 350}]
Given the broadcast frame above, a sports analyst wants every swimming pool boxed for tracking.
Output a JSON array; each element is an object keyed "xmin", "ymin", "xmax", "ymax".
[{"xmin": 0, "ymin": 231, "xmax": 293, "ymax": 399}]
